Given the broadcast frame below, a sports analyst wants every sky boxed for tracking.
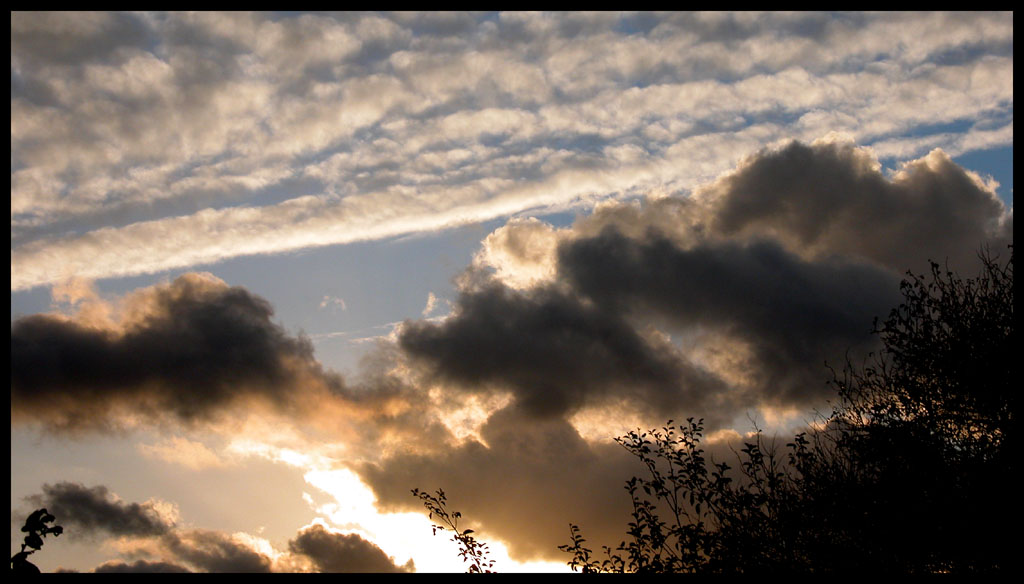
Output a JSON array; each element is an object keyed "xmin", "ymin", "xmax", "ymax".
[{"xmin": 10, "ymin": 11, "xmax": 1013, "ymax": 573}]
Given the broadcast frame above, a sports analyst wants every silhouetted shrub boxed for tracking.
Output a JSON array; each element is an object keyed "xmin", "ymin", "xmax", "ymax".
[{"xmin": 11, "ymin": 508, "xmax": 63, "ymax": 574}]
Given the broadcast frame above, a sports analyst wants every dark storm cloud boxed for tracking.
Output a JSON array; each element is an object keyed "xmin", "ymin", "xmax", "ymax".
[
  {"xmin": 92, "ymin": 560, "xmax": 192, "ymax": 573},
  {"xmin": 399, "ymin": 282, "xmax": 726, "ymax": 419},
  {"xmin": 288, "ymin": 523, "xmax": 413, "ymax": 573},
  {"xmin": 161, "ymin": 529, "xmax": 272, "ymax": 573},
  {"xmin": 558, "ymin": 231, "xmax": 902, "ymax": 406},
  {"xmin": 25, "ymin": 482, "xmax": 174, "ymax": 537},
  {"xmin": 10, "ymin": 274, "xmax": 323, "ymax": 432},
  {"xmin": 704, "ymin": 140, "xmax": 1011, "ymax": 274}
]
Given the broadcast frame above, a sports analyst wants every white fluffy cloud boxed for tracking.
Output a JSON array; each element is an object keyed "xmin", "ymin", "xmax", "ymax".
[{"xmin": 10, "ymin": 12, "xmax": 1013, "ymax": 291}]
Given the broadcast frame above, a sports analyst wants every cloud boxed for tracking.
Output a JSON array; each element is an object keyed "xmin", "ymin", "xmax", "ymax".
[
  {"xmin": 10, "ymin": 273, "xmax": 325, "ymax": 432},
  {"xmin": 25, "ymin": 482, "xmax": 176, "ymax": 538},
  {"xmin": 288, "ymin": 523, "xmax": 413, "ymax": 573},
  {"xmin": 699, "ymin": 139, "xmax": 1012, "ymax": 273},
  {"xmin": 473, "ymin": 217, "xmax": 564, "ymax": 290},
  {"xmin": 360, "ymin": 402, "xmax": 758, "ymax": 561},
  {"xmin": 91, "ymin": 560, "xmax": 192, "ymax": 573},
  {"xmin": 319, "ymin": 295, "xmax": 348, "ymax": 312},
  {"xmin": 22, "ymin": 482, "xmax": 411, "ymax": 573},
  {"xmin": 399, "ymin": 282, "xmax": 725, "ymax": 421},
  {"xmin": 421, "ymin": 292, "xmax": 440, "ymax": 317},
  {"xmin": 21, "ymin": 482, "xmax": 268, "ymax": 572},
  {"xmin": 360, "ymin": 404, "xmax": 641, "ymax": 560},
  {"xmin": 10, "ymin": 13, "xmax": 1012, "ymax": 291},
  {"xmin": 160, "ymin": 529, "xmax": 273, "ymax": 573},
  {"xmin": 558, "ymin": 232, "xmax": 901, "ymax": 407}
]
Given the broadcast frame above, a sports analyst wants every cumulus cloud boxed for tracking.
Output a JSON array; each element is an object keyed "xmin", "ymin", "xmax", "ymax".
[
  {"xmin": 288, "ymin": 523, "xmax": 413, "ymax": 573},
  {"xmin": 473, "ymin": 217, "xmax": 564, "ymax": 289},
  {"xmin": 559, "ymin": 232, "xmax": 901, "ymax": 407},
  {"xmin": 358, "ymin": 138, "xmax": 1013, "ymax": 561},
  {"xmin": 11, "ymin": 273, "xmax": 325, "ymax": 432},
  {"xmin": 25, "ymin": 482, "xmax": 176, "ymax": 538},
  {"xmin": 9, "ymin": 272, "xmax": 439, "ymax": 450},
  {"xmin": 361, "ymin": 405, "xmax": 640, "ymax": 559},
  {"xmin": 22, "ymin": 482, "xmax": 414, "ymax": 573},
  {"xmin": 699, "ymin": 139, "xmax": 1012, "ymax": 273},
  {"xmin": 400, "ymin": 282, "xmax": 726, "ymax": 421},
  {"xmin": 399, "ymin": 140, "xmax": 1010, "ymax": 433},
  {"xmin": 161, "ymin": 529, "xmax": 273, "ymax": 573}
]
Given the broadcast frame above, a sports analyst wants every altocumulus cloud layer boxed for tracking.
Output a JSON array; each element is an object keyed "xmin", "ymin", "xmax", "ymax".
[
  {"xmin": 12, "ymin": 137, "xmax": 1011, "ymax": 564},
  {"xmin": 23, "ymin": 482, "xmax": 411, "ymax": 573},
  {"xmin": 11, "ymin": 11, "xmax": 1012, "ymax": 290}
]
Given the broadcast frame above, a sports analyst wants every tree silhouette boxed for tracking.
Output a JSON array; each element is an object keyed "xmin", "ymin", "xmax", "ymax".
[
  {"xmin": 560, "ymin": 246, "xmax": 1014, "ymax": 573},
  {"xmin": 808, "ymin": 245, "xmax": 1015, "ymax": 572},
  {"xmin": 11, "ymin": 508, "xmax": 63, "ymax": 574}
]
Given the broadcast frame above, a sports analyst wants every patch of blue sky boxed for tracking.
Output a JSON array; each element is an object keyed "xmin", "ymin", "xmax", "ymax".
[
  {"xmin": 868, "ymin": 117, "xmax": 1013, "ymax": 206},
  {"xmin": 954, "ymin": 145, "xmax": 1013, "ymax": 208},
  {"xmin": 9, "ymin": 288, "xmax": 53, "ymax": 322}
]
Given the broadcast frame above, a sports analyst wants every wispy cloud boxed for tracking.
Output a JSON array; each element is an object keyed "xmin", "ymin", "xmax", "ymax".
[{"xmin": 10, "ymin": 12, "xmax": 1012, "ymax": 291}]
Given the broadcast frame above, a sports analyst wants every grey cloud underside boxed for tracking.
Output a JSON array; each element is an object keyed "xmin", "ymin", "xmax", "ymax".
[
  {"xmin": 10, "ymin": 275, "xmax": 318, "ymax": 431},
  {"xmin": 26, "ymin": 482, "xmax": 174, "ymax": 538},
  {"xmin": 91, "ymin": 560, "xmax": 192, "ymax": 573},
  {"xmin": 399, "ymin": 283, "xmax": 726, "ymax": 420},
  {"xmin": 289, "ymin": 524, "xmax": 413, "ymax": 573},
  {"xmin": 361, "ymin": 139, "xmax": 1013, "ymax": 563},
  {"xmin": 162, "ymin": 529, "xmax": 273, "ymax": 573},
  {"xmin": 559, "ymin": 232, "xmax": 902, "ymax": 405},
  {"xmin": 24, "ymin": 481, "xmax": 407, "ymax": 573},
  {"xmin": 705, "ymin": 141, "xmax": 1012, "ymax": 274}
]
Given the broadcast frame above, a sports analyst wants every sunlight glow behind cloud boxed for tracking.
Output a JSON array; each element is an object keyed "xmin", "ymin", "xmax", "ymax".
[{"xmin": 10, "ymin": 11, "xmax": 1012, "ymax": 573}]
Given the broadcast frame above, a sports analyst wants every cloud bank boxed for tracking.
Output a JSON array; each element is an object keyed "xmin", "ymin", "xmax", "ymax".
[
  {"xmin": 11, "ymin": 12, "xmax": 1012, "ymax": 290},
  {"xmin": 11, "ymin": 273, "xmax": 326, "ymax": 432}
]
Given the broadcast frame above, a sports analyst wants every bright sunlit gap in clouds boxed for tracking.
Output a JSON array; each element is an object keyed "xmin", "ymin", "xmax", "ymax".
[
  {"xmin": 229, "ymin": 439, "xmax": 570, "ymax": 572},
  {"xmin": 11, "ymin": 11, "xmax": 1011, "ymax": 573}
]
